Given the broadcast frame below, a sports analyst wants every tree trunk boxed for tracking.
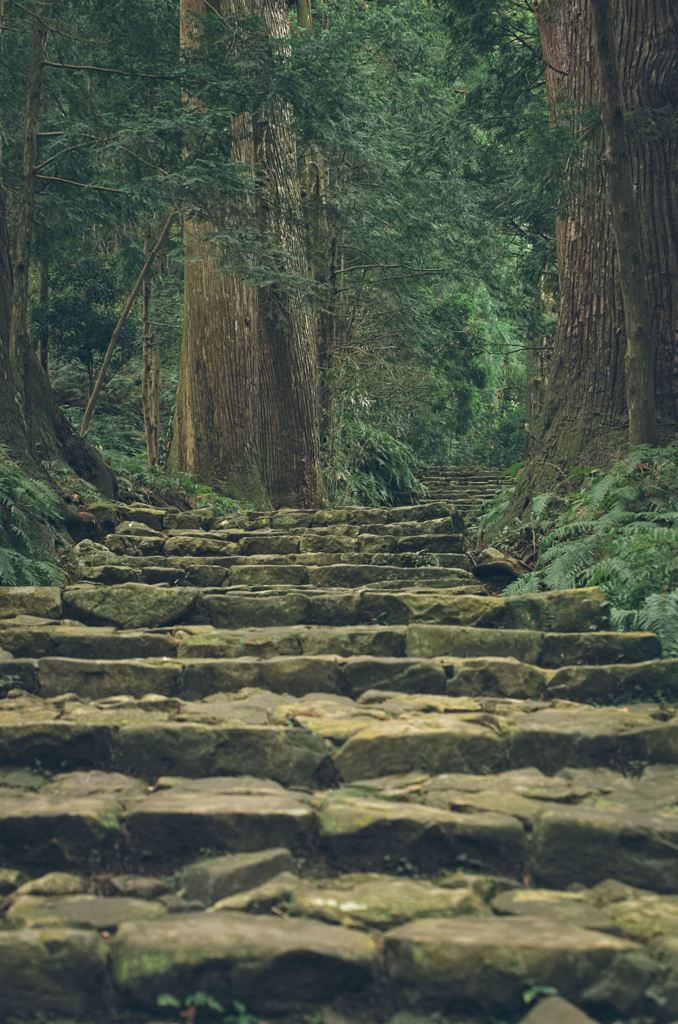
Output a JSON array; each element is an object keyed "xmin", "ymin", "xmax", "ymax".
[
  {"xmin": 296, "ymin": 0, "xmax": 312, "ymax": 29},
  {"xmin": 513, "ymin": 0, "xmax": 677, "ymax": 507},
  {"xmin": 255, "ymin": 0, "xmax": 321, "ymax": 508},
  {"xmin": 590, "ymin": 0, "xmax": 659, "ymax": 445},
  {"xmin": 0, "ymin": 15, "xmax": 114, "ymax": 495},
  {"xmin": 9, "ymin": 15, "xmax": 47, "ymax": 368},
  {"xmin": 171, "ymin": 0, "xmax": 266, "ymax": 503},
  {"xmin": 38, "ymin": 255, "xmax": 49, "ymax": 371}
]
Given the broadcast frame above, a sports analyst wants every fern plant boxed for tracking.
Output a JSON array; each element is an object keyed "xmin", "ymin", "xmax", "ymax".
[
  {"xmin": 503, "ymin": 445, "xmax": 678, "ymax": 655},
  {"xmin": 0, "ymin": 450, "xmax": 64, "ymax": 586}
]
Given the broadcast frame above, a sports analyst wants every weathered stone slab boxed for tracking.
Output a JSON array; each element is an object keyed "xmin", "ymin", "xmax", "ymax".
[
  {"xmin": 0, "ymin": 928, "xmax": 109, "ymax": 1018},
  {"xmin": 63, "ymin": 583, "xmax": 199, "ymax": 629},
  {"xmin": 6, "ymin": 893, "xmax": 168, "ymax": 928},
  {"xmin": 125, "ymin": 778, "xmax": 315, "ymax": 862},
  {"xmin": 0, "ymin": 771, "xmax": 143, "ymax": 868},
  {"xmin": 382, "ymin": 916, "xmax": 646, "ymax": 1016},
  {"xmin": 407, "ymin": 624, "xmax": 660, "ymax": 665},
  {"xmin": 112, "ymin": 912, "xmax": 376, "ymax": 1013},
  {"xmin": 180, "ymin": 655, "xmax": 341, "ymax": 698},
  {"xmin": 333, "ymin": 715, "xmax": 505, "ymax": 780},
  {"xmin": 38, "ymin": 657, "xmax": 183, "ymax": 699},
  {"xmin": 288, "ymin": 872, "xmax": 487, "ymax": 929},
  {"xmin": 0, "ymin": 586, "xmax": 62, "ymax": 620},
  {"xmin": 533, "ymin": 805, "xmax": 678, "ymax": 893},
  {"xmin": 181, "ymin": 848, "xmax": 295, "ymax": 905},
  {"xmin": 318, "ymin": 794, "xmax": 525, "ymax": 876},
  {"xmin": 0, "ymin": 623, "xmax": 177, "ymax": 659}
]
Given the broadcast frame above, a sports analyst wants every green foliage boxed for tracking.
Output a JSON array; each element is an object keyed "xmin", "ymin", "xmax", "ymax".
[
  {"xmin": 32, "ymin": 248, "xmax": 139, "ymax": 383},
  {"xmin": 103, "ymin": 452, "xmax": 250, "ymax": 516},
  {"xmin": 324, "ymin": 409, "xmax": 426, "ymax": 507},
  {"xmin": 157, "ymin": 992, "xmax": 259, "ymax": 1024},
  {"xmin": 504, "ymin": 446, "xmax": 678, "ymax": 655},
  {"xmin": 0, "ymin": 451, "xmax": 64, "ymax": 586}
]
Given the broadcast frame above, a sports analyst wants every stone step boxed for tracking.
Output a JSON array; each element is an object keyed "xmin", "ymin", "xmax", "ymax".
[
  {"xmin": 1, "ymin": 907, "xmax": 662, "ymax": 1022},
  {"xmin": 118, "ymin": 515, "xmax": 467, "ymax": 539},
  {"xmin": 106, "ymin": 530, "xmax": 467, "ymax": 559},
  {"xmin": 77, "ymin": 554, "xmax": 477, "ymax": 587},
  {"xmin": 2, "ymin": 583, "xmax": 608, "ymax": 631},
  {"xmin": 1, "ymin": 763, "xmax": 677, "ymax": 895},
  {"xmin": 0, "ymin": 618, "xmax": 659, "ymax": 663},
  {"xmin": 216, "ymin": 501, "xmax": 466, "ymax": 531},
  {"xmin": 1, "ymin": 688, "xmax": 675, "ymax": 783},
  {"xmin": 4, "ymin": 653, "xmax": 675, "ymax": 704}
]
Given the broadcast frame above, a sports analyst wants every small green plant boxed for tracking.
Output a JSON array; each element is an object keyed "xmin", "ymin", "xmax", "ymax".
[
  {"xmin": 502, "ymin": 445, "xmax": 678, "ymax": 655},
  {"xmin": 157, "ymin": 992, "xmax": 259, "ymax": 1024},
  {"xmin": 0, "ymin": 449, "xmax": 64, "ymax": 586},
  {"xmin": 523, "ymin": 984, "xmax": 559, "ymax": 1006}
]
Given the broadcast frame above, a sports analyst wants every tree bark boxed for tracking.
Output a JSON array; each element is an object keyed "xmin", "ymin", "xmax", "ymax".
[
  {"xmin": 171, "ymin": 0, "xmax": 267, "ymax": 503},
  {"xmin": 38, "ymin": 255, "xmax": 49, "ymax": 371},
  {"xmin": 255, "ymin": 0, "xmax": 321, "ymax": 508},
  {"xmin": 590, "ymin": 0, "xmax": 659, "ymax": 445},
  {"xmin": 9, "ymin": 15, "xmax": 47, "ymax": 369},
  {"xmin": 514, "ymin": 0, "xmax": 677, "ymax": 506},
  {"xmin": 0, "ymin": 12, "xmax": 115, "ymax": 495},
  {"xmin": 296, "ymin": 0, "xmax": 312, "ymax": 30}
]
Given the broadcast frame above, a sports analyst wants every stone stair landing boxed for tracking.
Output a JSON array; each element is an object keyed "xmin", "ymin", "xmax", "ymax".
[{"xmin": 0, "ymin": 497, "xmax": 676, "ymax": 1024}]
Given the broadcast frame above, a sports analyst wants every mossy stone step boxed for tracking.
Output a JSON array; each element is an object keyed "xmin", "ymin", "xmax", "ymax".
[
  {"xmin": 1, "ymin": 690, "xmax": 677, "ymax": 784},
  {"xmin": 111, "ymin": 529, "xmax": 467, "ymax": 557},
  {"xmin": 0, "ymin": 618, "xmax": 659, "ymax": 664},
  {"xmin": 6, "ymin": 582, "xmax": 605, "ymax": 631},
  {"xmin": 1, "ymin": 765, "xmax": 677, "ymax": 889},
  {"xmin": 4, "ymin": 653, "xmax": 676, "ymax": 704}
]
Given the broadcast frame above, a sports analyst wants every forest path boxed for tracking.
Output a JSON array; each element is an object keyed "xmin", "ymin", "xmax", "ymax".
[{"xmin": 0, "ymin": 494, "xmax": 677, "ymax": 1024}]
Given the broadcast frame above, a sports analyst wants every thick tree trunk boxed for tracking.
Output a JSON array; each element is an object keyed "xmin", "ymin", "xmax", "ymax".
[
  {"xmin": 171, "ymin": 0, "xmax": 266, "ymax": 503},
  {"xmin": 38, "ymin": 255, "xmax": 49, "ymax": 371},
  {"xmin": 514, "ymin": 0, "xmax": 678, "ymax": 506},
  {"xmin": 255, "ymin": 0, "xmax": 321, "ymax": 507},
  {"xmin": 590, "ymin": 0, "xmax": 659, "ymax": 445},
  {"xmin": 0, "ymin": 17, "xmax": 114, "ymax": 495},
  {"xmin": 9, "ymin": 17, "xmax": 47, "ymax": 368}
]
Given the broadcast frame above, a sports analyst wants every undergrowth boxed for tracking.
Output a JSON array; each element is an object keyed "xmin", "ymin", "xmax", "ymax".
[
  {"xmin": 103, "ymin": 451, "xmax": 251, "ymax": 515},
  {"xmin": 485, "ymin": 446, "xmax": 678, "ymax": 656},
  {"xmin": 0, "ymin": 450, "xmax": 64, "ymax": 586},
  {"xmin": 324, "ymin": 420, "xmax": 427, "ymax": 507}
]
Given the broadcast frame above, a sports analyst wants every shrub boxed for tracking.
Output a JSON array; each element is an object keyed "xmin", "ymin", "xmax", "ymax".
[{"xmin": 502, "ymin": 445, "xmax": 678, "ymax": 656}]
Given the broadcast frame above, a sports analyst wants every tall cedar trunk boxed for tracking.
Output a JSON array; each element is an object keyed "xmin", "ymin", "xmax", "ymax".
[
  {"xmin": 255, "ymin": 0, "xmax": 321, "ymax": 508},
  {"xmin": 513, "ymin": 0, "xmax": 678, "ymax": 506},
  {"xmin": 171, "ymin": 0, "xmax": 266, "ymax": 503},
  {"xmin": 38, "ymin": 255, "xmax": 49, "ymax": 371},
  {"xmin": 0, "ymin": 18, "xmax": 114, "ymax": 494},
  {"xmin": 9, "ymin": 16, "xmax": 47, "ymax": 367},
  {"xmin": 590, "ymin": 0, "xmax": 658, "ymax": 444},
  {"xmin": 296, "ymin": 0, "xmax": 335, "ymax": 459}
]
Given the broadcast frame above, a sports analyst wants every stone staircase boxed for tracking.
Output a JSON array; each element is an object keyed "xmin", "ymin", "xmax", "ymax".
[
  {"xmin": 421, "ymin": 466, "xmax": 513, "ymax": 512},
  {"xmin": 0, "ymin": 499, "xmax": 677, "ymax": 1024}
]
